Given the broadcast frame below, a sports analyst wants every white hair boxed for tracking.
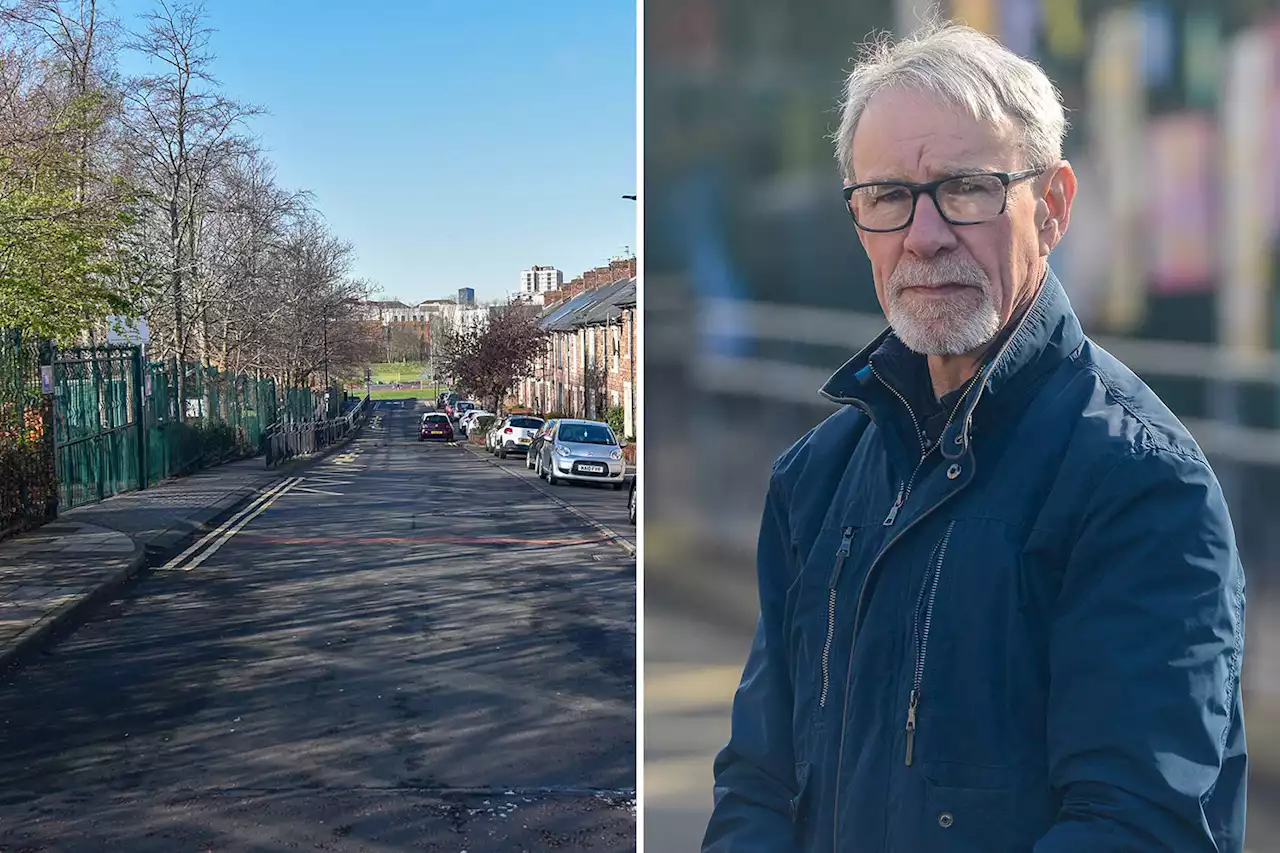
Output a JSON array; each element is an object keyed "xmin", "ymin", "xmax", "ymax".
[{"xmin": 833, "ymin": 22, "xmax": 1067, "ymax": 182}]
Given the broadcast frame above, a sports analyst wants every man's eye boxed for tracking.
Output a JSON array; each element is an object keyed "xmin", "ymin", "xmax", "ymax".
[{"xmin": 870, "ymin": 188, "xmax": 909, "ymax": 204}]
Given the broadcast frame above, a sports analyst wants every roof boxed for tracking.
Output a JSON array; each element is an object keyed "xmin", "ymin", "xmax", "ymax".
[{"xmin": 539, "ymin": 277, "xmax": 636, "ymax": 332}]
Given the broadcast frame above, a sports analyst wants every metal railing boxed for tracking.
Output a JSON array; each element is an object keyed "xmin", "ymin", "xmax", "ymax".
[
  {"xmin": 691, "ymin": 297, "xmax": 1280, "ymax": 466},
  {"xmin": 265, "ymin": 394, "xmax": 370, "ymax": 468}
]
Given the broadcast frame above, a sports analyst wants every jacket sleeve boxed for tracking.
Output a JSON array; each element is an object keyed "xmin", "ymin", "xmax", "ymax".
[
  {"xmin": 1034, "ymin": 448, "xmax": 1247, "ymax": 853},
  {"xmin": 702, "ymin": 475, "xmax": 801, "ymax": 852}
]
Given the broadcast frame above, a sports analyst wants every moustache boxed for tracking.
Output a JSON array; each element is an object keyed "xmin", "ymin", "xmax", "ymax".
[{"xmin": 889, "ymin": 258, "xmax": 989, "ymax": 295}]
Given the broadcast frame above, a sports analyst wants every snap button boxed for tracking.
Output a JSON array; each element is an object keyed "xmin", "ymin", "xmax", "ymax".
[
  {"xmin": 938, "ymin": 812, "xmax": 954, "ymax": 828},
  {"xmin": 946, "ymin": 463, "xmax": 961, "ymax": 479}
]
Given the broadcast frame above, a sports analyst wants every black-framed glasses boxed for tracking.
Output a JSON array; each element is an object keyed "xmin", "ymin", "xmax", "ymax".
[{"xmin": 843, "ymin": 167, "xmax": 1046, "ymax": 233}]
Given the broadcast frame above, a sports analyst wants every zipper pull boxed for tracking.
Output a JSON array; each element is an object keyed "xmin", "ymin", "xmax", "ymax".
[
  {"xmin": 883, "ymin": 486, "xmax": 905, "ymax": 526},
  {"xmin": 837, "ymin": 526, "xmax": 854, "ymax": 556},
  {"xmin": 828, "ymin": 527, "xmax": 855, "ymax": 588},
  {"xmin": 905, "ymin": 689, "xmax": 919, "ymax": 766}
]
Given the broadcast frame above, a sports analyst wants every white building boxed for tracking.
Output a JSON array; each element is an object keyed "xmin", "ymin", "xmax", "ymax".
[{"xmin": 520, "ymin": 265, "xmax": 563, "ymax": 297}]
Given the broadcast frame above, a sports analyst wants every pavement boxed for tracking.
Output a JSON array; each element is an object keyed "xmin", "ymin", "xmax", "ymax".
[
  {"xmin": 0, "ymin": 399, "xmax": 636, "ymax": 852},
  {"xmin": 0, "ymin": 454, "xmax": 313, "ymax": 674}
]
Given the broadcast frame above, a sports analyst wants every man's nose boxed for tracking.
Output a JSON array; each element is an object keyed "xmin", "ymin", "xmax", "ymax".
[{"xmin": 902, "ymin": 193, "xmax": 958, "ymax": 259}]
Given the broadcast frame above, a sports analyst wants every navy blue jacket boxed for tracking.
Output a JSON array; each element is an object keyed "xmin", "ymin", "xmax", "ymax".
[{"xmin": 703, "ymin": 270, "xmax": 1247, "ymax": 852}]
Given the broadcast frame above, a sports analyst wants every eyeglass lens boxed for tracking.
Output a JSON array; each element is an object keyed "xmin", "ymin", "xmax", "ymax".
[{"xmin": 849, "ymin": 174, "xmax": 1008, "ymax": 229}]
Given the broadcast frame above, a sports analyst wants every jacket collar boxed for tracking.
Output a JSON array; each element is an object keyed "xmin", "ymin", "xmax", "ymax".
[{"xmin": 819, "ymin": 267, "xmax": 1084, "ymax": 459}]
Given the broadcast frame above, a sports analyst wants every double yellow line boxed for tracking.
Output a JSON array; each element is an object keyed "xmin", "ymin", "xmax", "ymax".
[{"xmin": 160, "ymin": 476, "xmax": 303, "ymax": 571}]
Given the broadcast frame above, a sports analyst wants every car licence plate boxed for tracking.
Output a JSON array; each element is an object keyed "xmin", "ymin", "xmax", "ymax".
[
  {"xmin": 519, "ymin": 437, "xmax": 530, "ymax": 444},
  {"xmin": 580, "ymin": 463, "xmax": 604, "ymax": 473}
]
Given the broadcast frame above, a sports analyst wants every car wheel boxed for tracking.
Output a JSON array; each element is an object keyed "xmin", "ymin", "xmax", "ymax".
[
  {"xmin": 498, "ymin": 446, "xmax": 507, "ymax": 459},
  {"xmin": 535, "ymin": 454, "xmax": 543, "ymax": 477},
  {"xmin": 547, "ymin": 467, "xmax": 559, "ymax": 486}
]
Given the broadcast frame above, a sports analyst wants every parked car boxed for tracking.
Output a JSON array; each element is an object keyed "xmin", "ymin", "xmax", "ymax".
[
  {"xmin": 457, "ymin": 409, "xmax": 492, "ymax": 437},
  {"xmin": 485, "ymin": 416, "xmax": 509, "ymax": 453},
  {"xmin": 525, "ymin": 418, "xmax": 558, "ymax": 469},
  {"xmin": 419, "ymin": 412, "xmax": 454, "ymax": 442},
  {"xmin": 447, "ymin": 398, "xmax": 475, "ymax": 420},
  {"xmin": 534, "ymin": 419, "xmax": 625, "ymax": 489},
  {"xmin": 629, "ymin": 473, "xmax": 637, "ymax": 524},
  {"xmin": 470, "ymin": 414, "xmax": 496, "ymax": 442},
  {"xmin": 490, "ymin": 415, "xmax": 545, "ymax": 458}
]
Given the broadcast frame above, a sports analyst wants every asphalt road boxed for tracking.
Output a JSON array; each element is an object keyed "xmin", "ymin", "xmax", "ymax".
[
  {"xmin": 459, "ymin": 417, "xmax": 635, "ymax": 553},
  {"xmin": 0, "ymin": 400, "xmax": 636, "ymax": 852}
]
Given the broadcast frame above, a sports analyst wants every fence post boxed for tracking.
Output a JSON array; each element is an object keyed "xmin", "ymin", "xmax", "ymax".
[
  {"xmin": 89, "ymin": 348, "xmax": 105, "ymax": 503},
  {"xmin": 133, "ymin": 347, "xmax": 147, "ymax": 491},
  {"xmin": 37, "ymin": 339, "xmax": 57, "ymax": 521}
]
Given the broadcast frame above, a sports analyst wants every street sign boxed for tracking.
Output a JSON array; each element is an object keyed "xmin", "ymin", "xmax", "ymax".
[{"xmin": 105, "ymin": 317, "xmax": 150, "ymax": 345}]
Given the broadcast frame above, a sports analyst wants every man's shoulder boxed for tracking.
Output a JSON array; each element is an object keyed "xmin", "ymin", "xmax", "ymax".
[
  {"xmin": 1065, "ymin": 338, "xmax": 1211, "ymax": 471},
  {"xmin": 769, "ymin": 404, "xmax": 870, "ymax": 498}
]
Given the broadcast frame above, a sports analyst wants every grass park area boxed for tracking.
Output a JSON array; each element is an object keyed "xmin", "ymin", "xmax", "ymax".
[
  {"xmin": 368, "ymin": 362, "xmax": 429, "ymax": 384},
  {"xmin": 346, "ymin": 364, "xmax": 444, "ymax": 401},
  {"xmin": 365, "ymin": 386, "xmax": 444, "ymax": 401}
]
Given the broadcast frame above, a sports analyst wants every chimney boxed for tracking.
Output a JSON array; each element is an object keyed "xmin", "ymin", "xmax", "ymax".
[{"xmin": 611, "ymin": 257, "xmax": 636, "ymax": 280}]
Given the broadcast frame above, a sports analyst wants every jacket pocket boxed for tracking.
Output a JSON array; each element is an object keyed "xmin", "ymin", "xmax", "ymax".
[
  {"xmin": 919, "ymin": 761, "xmax": 1049, "ymax": 853},
  {"xmin": 789, "ymin": 760, "xmax": 812, "ymax": 824},
  {"xmin": 784, "ymin": 525, "xmax": 862, "ymax": 731}
]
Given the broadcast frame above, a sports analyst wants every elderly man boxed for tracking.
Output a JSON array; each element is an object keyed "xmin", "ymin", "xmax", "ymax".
[{"xmin": 702, "ymin": 22, "xmax": 1247, "ymax": 853}]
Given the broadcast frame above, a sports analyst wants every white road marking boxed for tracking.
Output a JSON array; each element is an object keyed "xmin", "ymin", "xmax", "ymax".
[
  {"xmin": 467, "ymin": 448, "xmax": 636, "ymax": 556},
  {"xmin": 163, "ymin": 478, "xmax": 303, "ymax": 571},
  {"xmin": 291, "ymin": 486, "xmax": 344, "ymax": 497},
  {"xmin": 159, "ymin": 477, "xmax": 301, "ymax": 570}
]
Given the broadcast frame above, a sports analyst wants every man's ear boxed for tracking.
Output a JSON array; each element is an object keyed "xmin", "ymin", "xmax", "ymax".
[{"xmin": 1039, "ymin": 160, "xmax": 1076, "ymax": 256}]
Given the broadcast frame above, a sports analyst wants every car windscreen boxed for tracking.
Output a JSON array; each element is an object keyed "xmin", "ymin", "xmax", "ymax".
[
  {"xmin": 423, "ymin": 414, "xmax": 449, "ymax": 424},
  {"xmin": 509, "ymin": 417, "xmax": 543, "ymax": 429},
  {"xmin": 557, "ymin": 423, "xmax": 615, "ymax": 445}
]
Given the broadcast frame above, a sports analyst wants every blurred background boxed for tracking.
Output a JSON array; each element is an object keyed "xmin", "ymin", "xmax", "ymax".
[{"xmin": 642, "ymin": 0, "xmax": 1280, "ymax": 850}]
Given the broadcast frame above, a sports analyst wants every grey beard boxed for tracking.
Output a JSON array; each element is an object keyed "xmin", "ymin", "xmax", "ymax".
[{"xmin": 886, "ymin": 288, "xmax": 1002, "ymax": 357}]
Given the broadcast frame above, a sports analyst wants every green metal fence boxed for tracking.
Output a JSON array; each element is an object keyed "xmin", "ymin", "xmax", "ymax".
[
  {"xmin": 141, "ymin": 360, "xmax": 282, "ymax": 485},
  {"xmin": 0, "ymin": 331, "xmax": 56, "ymax": 537},
  {"xmin": 50, "ymin": 345, "xmax": 144, "ymax": 510},
  {"xmin": 1, "ymin": 333, "xmax": 353, "ymax": 528}
]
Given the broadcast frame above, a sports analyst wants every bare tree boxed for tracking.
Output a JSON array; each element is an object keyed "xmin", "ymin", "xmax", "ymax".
[
  {"xmin": 119, "ymin": 0, "xmax": 260, "ymax": 415},
  {"xmin": 0, "ymin": 0, "xmax": 120, "ymax": 204},
  {"xmin": 437, "ymin": 304, "xmax": 548, "ymax": 412},
  {"xmin": 0, "ymin": 0, "xmax": 371, "ymax": 386}
]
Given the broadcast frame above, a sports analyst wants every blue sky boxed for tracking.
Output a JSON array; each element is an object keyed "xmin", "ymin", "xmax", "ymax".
[{"xmin": 113, "ymin": 1, "xmax": 637, "ymax": 303}]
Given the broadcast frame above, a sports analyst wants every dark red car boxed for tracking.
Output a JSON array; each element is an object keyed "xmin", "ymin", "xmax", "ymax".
[{"xmin": 419, "ymin": 412, "xmax": 454, "ymax": 442}]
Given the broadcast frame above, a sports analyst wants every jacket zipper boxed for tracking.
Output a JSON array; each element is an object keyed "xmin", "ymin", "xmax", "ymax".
[
  {"xmin": 819, "ymin": 526, "xmax": 856, "ymax": 709},
  {"xmin": 873, "ymin": 365, "xmax": 976, "ymax": 527},
  {"xmin": 829, "ymin": 285, "xmax": 1047, "ymax": 849},
  {"xmin": 868, "ymin": 364, "xmax": 928, "ymax": 527},
  {"xmin": 905, "ymin": 519, "xmax": 956, "ymax": 766}
]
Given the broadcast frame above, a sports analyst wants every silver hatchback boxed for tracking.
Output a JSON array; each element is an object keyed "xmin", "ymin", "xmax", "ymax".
[{"xmin": 534, "ymin": 419, "xmax": 626, "ymax": 489}]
